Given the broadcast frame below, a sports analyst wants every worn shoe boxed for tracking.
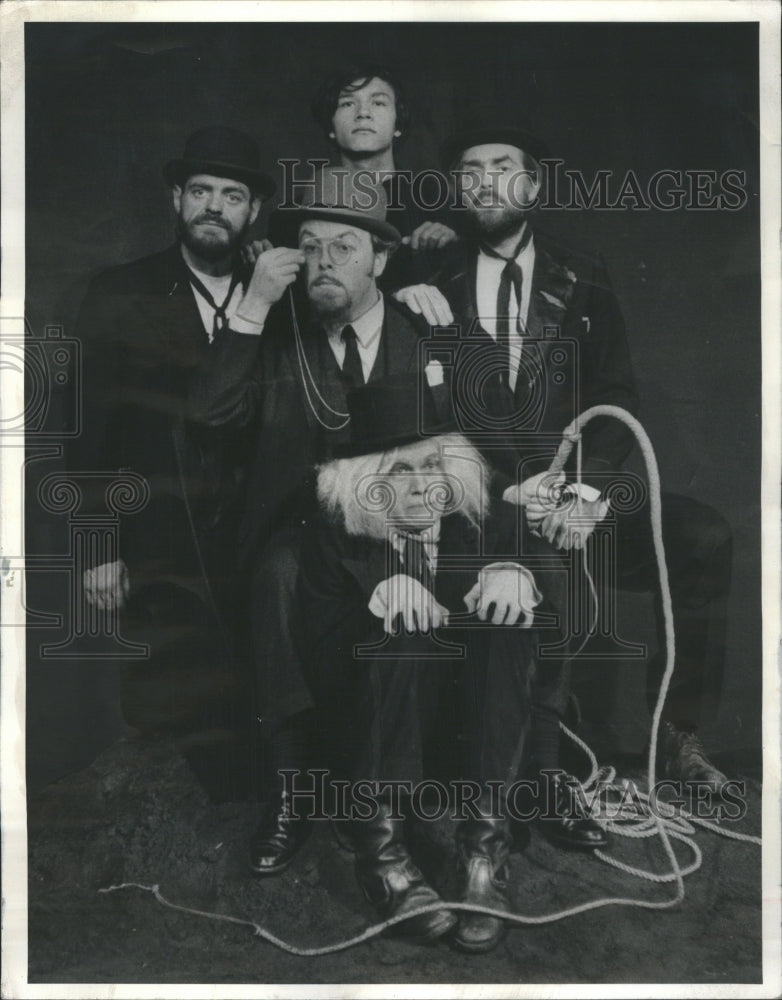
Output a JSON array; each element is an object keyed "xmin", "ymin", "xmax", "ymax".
[
  {"xmin": 453, "ymin": 854, "xmax": 510, "ymax": 953},
  {"xmin": 249, "ymin": 792, "xmax": 310, "ymax": 876},
  {"xmin": 540, "ymin": 772, "xmax": 608, "ymax": 852},
  {"xmin": 360, "ymin": 856, "xmax": 457, "ymax": 943},
  {"xmin": 661, "ymin": 723, "xmax": 729, "ymax": 794},
  {"xmin": 353, "ymin": 798, "xmax": 456, "ymax": 943},
  {"xmin": 453, "ymin": 811, "xmax": 513, "ymax": 954}
]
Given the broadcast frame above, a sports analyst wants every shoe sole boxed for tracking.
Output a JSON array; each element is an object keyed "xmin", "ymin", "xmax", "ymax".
[{"xmin": 452, "ymin": 924, "xmax": 507, "ymax": 954}]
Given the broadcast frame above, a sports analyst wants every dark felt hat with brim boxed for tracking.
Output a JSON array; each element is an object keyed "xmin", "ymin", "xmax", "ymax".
[
  {"xmin": 441, "ymin": 116, "xmax": 550, "ymax": 169},
  {"xmin": 268, "ymin": 165, "xmax": 401, "ymax": 247},
  {"xmin": 163, "ymin": 126, "xmax": 277, "ymax": 199},
  {"xmin": 331, "ymin": 372, "xmax": 457, "ymax": 459}
]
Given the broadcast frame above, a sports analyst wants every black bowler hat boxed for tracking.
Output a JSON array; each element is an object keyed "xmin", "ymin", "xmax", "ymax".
[
  {"xmin": 332, "ymin": 372, "xmax": 457, "ymax": 459},
  {"xmin": 441, "ymin": 113, "xmax": 550, "ymax": 169},
  {"xmin": 269, "ymin": 165, "xmax": 401, "ymax": 247},
  {"xmin": 163, "ymin": 126, "xmax": 277, "ymax": 199}
]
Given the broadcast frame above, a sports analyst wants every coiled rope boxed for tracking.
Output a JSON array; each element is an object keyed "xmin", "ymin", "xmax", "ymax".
[{"xmin": 100, "ymin": 405, "xmax": 760, "ymax": 954}]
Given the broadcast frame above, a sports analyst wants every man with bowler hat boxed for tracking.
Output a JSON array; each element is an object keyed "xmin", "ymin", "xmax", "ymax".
[
  {"xmin": 187, "ymin": 167, "xmax": 443, "ymax": 875},
  {"xmin": 397, "ymin": 115, "xmax": 733, "ymax": 847},
  {"xmin": 72, "ymin": 126, "xmax": 275, "ymax": 756}
]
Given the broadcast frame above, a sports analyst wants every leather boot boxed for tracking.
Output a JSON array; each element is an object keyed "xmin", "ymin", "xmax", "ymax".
[
  {"xmin": 540, "ymin": 771, "xmax": 608, "ymax": 851},
  {"xmin": 352, "ymin": 798, "xmax": 456, "ymax": 943},
  {"xmin": 249, "ymin": 790, "xmax": 310, "ymax": 876},
  {"xmin": 660, "ymin": 722, "xmax": 729, "ymax": 795},
  {"xmin": 453, "ymin": 812, "xmax": 512, "ymax": 954}
]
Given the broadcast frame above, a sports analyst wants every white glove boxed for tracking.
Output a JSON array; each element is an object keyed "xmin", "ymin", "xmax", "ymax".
[
  {"xmin": 463, "ymin": 565, "xmax": 540, "ymax": 626},
  {"xmin": 503, "ymin": 470, "xmax": 565, "ymax": 526}
]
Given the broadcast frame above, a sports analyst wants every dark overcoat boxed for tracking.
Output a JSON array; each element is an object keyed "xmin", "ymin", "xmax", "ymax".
[
  {"xmin": 72, "ymin": 244, "xmax": 250, "ymax": 601},
  {"xmin": 428, "ymin": 231, "xmax": 640, "ymax": 494},
  {"xmin": 188, "ymin": 294, "xmax": 431, "ymax": 564},
  {"xmin": 70, "ymin": 244, "xmax": 253, "ymax": 733},
  {"xmin": 297, "ymin": 504, "xmax": 556, "ymax": 784}
]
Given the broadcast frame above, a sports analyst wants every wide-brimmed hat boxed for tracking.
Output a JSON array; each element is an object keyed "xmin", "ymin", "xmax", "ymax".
[
  {"xmin": 163, "ymin": 126, "xmax": 277, "ymax": 199},
  {"xmin": 331, "ymin": 372, "xmax": 457, "ymax": 459},
  {"xmin": 269, "ymin": 164, "xmax": 401, "ymax": 247},
  {"xmin": 441, "ymin": 114, "xmax": 549, "ymax": 169}
]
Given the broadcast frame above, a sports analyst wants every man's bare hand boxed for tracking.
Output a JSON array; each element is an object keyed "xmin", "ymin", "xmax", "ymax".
[
  {"xmin": 463, "ymin": 566, "xmax": 538, "ymax": 626},
  {"xmin": 241, "ymin": 238, "xmax": 274, "ymax": 268},
  {"xmin": 371, "ymin": 574, "xmax": 449, "ymax": 634},
  {"xmin": 240, "ymin": 247, "xmax": 306, "ymax": 314},
  {"xmin": 83, "ymin": 559, "xmax": 130, "ymax": 611},
  {"xmin": 539, "ymin": 499, "xmax": 607, "ymax": 551},
  {"xmin": 402, "ymin": 221, "xmax": 458, "ymax": 252},
  {"xmin": 392, "ymin": 285, "xmax": 454, "ymax": 326}
]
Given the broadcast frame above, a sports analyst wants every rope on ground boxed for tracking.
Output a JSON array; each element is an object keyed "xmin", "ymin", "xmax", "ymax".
[
  {"xmin": 98, "ymin": 878, "xmax": 687, "ymax": 959},
  {"xmin": 98, "ymin": 405, "xmax": 761, "ymax": 954}
]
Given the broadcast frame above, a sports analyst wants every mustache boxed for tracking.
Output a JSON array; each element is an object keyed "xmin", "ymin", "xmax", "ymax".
[
  {"xmin": 470, "ymin": 195, "xmax": 507, "ymax": 207},
  {"xmin": 310, "ymin": 276, "xmax": 343, "ymax": 287},
  {"xmin": 193, "ymin": 215, "xmax": 231, "ymax": 229}
]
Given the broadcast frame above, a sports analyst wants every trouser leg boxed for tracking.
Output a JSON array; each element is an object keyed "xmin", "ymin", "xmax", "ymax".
[
  {"xmin": 248, "ymin": 528, "xmax": 315, "ymax": 874},
  {"xmin": 612, "ymin": 493, "xmax": 732, "ymax": 730},
  {"xmin": 454, "ymin": 625, "xmax": 536, "ymax": 790},
  {"xmin": 451, "ymin": 624, "xmax": 535, "ymax": 954},
  {"xmin": 347, "ymin": 635, "xmax": 443, "ymax": 785},
  {"xmin": 250, "ymin": 526, "xmax": 311, "ymax": 725},
  {"xmin": 531, "ymin": 492, "xmax": 732, "ymax": 732}
]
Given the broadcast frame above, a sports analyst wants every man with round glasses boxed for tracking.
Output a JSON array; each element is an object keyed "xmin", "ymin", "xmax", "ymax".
[{"xmin": 188, "ymin": 167, "xmax": 443, "ymax": 878}]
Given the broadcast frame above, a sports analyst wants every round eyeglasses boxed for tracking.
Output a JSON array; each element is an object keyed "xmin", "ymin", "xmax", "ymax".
[{"xmin": 299, "ymin": 237, "xmax": 359, "ymax": 267}]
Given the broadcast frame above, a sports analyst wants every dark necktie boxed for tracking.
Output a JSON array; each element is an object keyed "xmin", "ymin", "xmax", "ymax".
[
  {"xmin": 400, "ymin": 531, "xmax": 434, "ymax": 592},
  {"xmin": 186, "ymin": 268, "xmax": 242, "ymax": 342},
  {"xmin": 495, "ymin": 259, "xmax": 524, "ymax": 385},
  {"xmin": 481, "ymin": 225, "xmax": 532, "ymax": 388},
  {"xmin": 340, "ymin": 324, "xmax": 365, "ymax": 386}
]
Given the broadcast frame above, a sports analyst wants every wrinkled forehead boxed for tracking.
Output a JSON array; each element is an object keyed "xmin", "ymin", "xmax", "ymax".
[
  {"xmin": 380, "ymin": 439, "xmax": 443, "ymax": 471},
  {"xmin": 298, "ymin": 219, "xmax": 370, "ymax": 245},
  {"xmin": 458, "ymin": 143, "xmax": 528, "ymax": 169}
]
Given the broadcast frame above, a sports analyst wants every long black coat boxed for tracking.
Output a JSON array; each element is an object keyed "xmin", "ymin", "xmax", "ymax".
[
  {"xmin": 297, "ymin": 504, "xmax": 553, "ymax": 783},
  {"xmin": 71, "ymin": 244, "xmax": 250, "ymax": 621},
  {"xmin": 69, "ymin": 244, "xmax": 255, "ymax": 732},
  {"xmin": 427, "ymin": 231, "xmax": 639, "ymax": 494},
  {"xmin": 188, "ymin": 294, "xmax": 431, "ymax": 564}
]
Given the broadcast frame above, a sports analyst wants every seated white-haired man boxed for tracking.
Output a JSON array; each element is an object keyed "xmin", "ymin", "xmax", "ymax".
[{"xmin": 297, "ymin": 373, "xmax": 550, "ymax": 954}]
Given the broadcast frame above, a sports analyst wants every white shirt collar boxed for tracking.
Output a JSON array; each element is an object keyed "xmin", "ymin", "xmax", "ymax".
[{"xmin": 347, "ymin": 293, "xmax": 384, "ymax": 347}]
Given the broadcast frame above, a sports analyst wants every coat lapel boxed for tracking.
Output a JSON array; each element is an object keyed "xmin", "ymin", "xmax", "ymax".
[
  {"xmin": 514, "ymin": 239, "xmax": 579, "ymax": 415},
  {"xmin": 140, "ymin": 245, "xmax": 252, "ymax": 367},
  {"xmin": 525, "ymin": 240, "xmax": 578, "ymax": 341},
  {"xmin": 368, "ymin": 298, "xmax": 422, "ymax": 383},
  {"xmin": 440, "ymin": 244, "xmax": 483, "ymax": 338}
]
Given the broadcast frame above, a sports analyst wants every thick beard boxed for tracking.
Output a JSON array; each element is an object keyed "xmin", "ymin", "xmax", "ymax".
[
  {"xmin": 464, "ymin": 202, "xmax": 528, "ymax": 244},
  {"xmin": 177, "ymin": 216, "xmax": 246, "ymax": 263}
]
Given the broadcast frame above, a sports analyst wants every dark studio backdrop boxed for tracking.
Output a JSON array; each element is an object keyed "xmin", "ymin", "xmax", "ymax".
[{"xmin": 23, "ymin": 21, "xmax": 761, "ymax": 793}]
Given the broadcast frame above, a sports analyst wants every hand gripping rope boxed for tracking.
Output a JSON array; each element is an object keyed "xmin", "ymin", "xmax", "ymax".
[{"xmin": 100, "ymin": 405, "xmax": 761, "ymax": 955}]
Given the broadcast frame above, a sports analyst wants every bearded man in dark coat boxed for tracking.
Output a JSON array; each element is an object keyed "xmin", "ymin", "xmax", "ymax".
[{"xmin": 73, "ymin": 126, "xmax": 275, "ymax": 749}]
